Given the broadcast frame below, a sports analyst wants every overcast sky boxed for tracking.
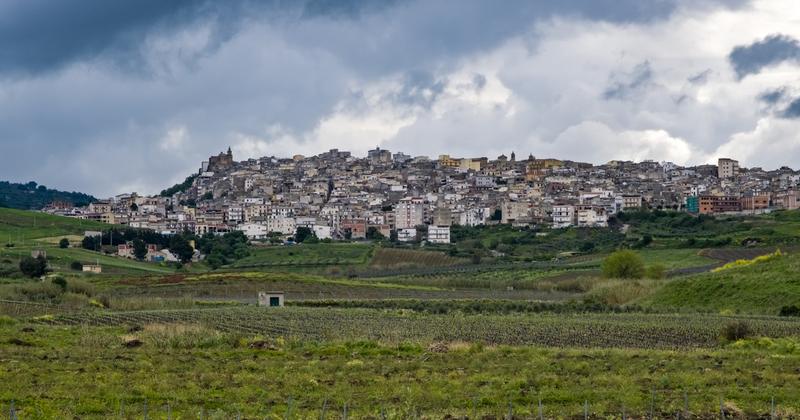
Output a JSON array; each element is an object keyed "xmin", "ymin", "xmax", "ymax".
[{"xmin": 2, "ymin": 0, "xmax": 800, "ymax": 197}]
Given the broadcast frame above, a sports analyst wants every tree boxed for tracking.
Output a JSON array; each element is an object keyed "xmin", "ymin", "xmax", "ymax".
[
  {"xmin": 295, "ymin": 226, "xmax": 314, "ymax": 243},
  {"xmin": 19, "ymin": 255, "xmax": 48, "ymax": 278},
  {"xmin": 132, "ymin": 239, "xmax": 148, "ymax": 261},
  {"xmin": 59, "ymin": 238, "xmax": 70, "ymax": 249},
  {"xmin": 206, "ymin": 253, "xmax": 225, "ymax": 269},
  {"xmin": 169, "ymin": 235, "xmax": 194, "ymax": 263},
  {"xmin": 601, "ymin": 250, "xmax": 645, "ymax": 279},
  {"xmin": 82, "ymin": 236, "xmax": 99, "ymax": 251},
  {"xmin": 365, "ymin": 226, "xmax": 385, "ymax": 241}
]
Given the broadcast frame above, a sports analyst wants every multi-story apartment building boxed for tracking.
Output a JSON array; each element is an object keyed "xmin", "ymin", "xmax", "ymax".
[
  {"xmin": 576, "ymin": 205, "xmax": 608, "ymax": 227},
  {"xmin": 718, "ymin": 158, "xmax": 739, "ymax": 179},
  {"xmin": 552, "ymin": 204, "xmax": 575, "ymax": 228},
  {"xmin": 699, "ymin": 195, "xmax": 742, "ymax": 214},
  {"xmin": 427, "ymin": 225, "xmax": 451, "ymax": 244},
  {"xmin": 395, "ymin": 197, "xmax": 425, "ymax": 229}
]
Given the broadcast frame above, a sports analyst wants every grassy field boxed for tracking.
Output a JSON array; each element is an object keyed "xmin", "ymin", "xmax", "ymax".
[
  {"xmin": 231, "ymin": 243, "xmax": 374, "ymax": 268},
  {"xmin": 643, "ymin": 251, "xmax": 800, "ymax": 315},
  {"xmin": 635, "ymin": 248, "xmax": 716, "ymax": 270},
  {"xmin": 5, "ymin": 207, "xmax": 800, "ymax": 418},
  {"xmin": 0, "ymin": 207, "xmax": 108, "ymax": 242},
  {"xmin": 369, "ymin": 247, "xmax": 466, "ymax": 268},
  {"xmin": 0, "ymin": 244, "xmax": 177, "ymax": 276},
  {"xmin": 2, "ymin": 318, "xmax": 800, "ymax": 418}
]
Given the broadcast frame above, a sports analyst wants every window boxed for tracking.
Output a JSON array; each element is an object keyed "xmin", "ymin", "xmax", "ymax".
[{"xmin": 269, "ymin": 296, "xmax": 280, "ymax": 307}]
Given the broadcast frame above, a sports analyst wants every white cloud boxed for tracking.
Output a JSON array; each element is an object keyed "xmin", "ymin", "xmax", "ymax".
[
  {"xmin": 712, "ymin": 118, "xmax": 800, "ymax": 167},
  {"xmin": 547, "ymin": 121, "xmax": 698, "ymax": 165},
  {"xmin": 159, "ymin": 126, "xmax": 188, "ymax": 151}
]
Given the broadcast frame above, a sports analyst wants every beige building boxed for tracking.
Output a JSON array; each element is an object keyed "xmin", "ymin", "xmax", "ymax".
[
  {"xmin": 395, "ymin": 197, "xmax": 425, "ymax": 229},
  {"xmin": 718, "ymin": 158, "xmax": 739, "ymax": 178}
]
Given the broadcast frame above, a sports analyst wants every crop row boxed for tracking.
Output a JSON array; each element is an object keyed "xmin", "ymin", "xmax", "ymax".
[{"xmin": 31, "ymin": 306, "xmax": 800, "ymax": 349}]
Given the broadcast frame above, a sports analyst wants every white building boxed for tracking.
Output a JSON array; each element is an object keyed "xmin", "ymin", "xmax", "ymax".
[
  {"xmin": 552, "ymin": 205, "xmax": 575, "ymax": 228},
  {"xmin": 226, "ymin": 206, "xmax": 244, "ymax": 224},
  {"xmin": 397, "ymin": 228, "xmax": 417, "ymax": 242},
  {"xmin": 427, "ymin": 226, "xmax": 451, "ymax": 244},
  {"xmin": 576, "ymin": 206, "xmax": 608, "ymax": 227},
  {"xmin": 459, "ymin": 207, "xmax": 490, "ymax": 226},
  {"xmin": 265, "ymin": 215, "xmax": 296, "ymax": 235},
  {"xmin": 238, "ymin": 223, "xmax": 268, "ymax": 240},
  {"xmin": 312, "ymin": 225, "xmax": 332, "ymax": 240}
]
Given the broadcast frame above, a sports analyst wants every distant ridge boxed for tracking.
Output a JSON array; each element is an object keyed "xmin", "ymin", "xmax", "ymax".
[{"xmin": 0, "ymin": 181, "xmax": 96, "ymax": 210}]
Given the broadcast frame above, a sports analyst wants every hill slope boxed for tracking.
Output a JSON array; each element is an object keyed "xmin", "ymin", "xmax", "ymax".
[
  {"xmin": 0, "ymin": 207, "xmax": 108, "ymax": 242},
  {"xmin": 0, "ymin": 181, "xmax": 95, "ymax": 210},
  {"xmin": 642, "ymin": 251, "xmax": 800, "ymax": 315}
]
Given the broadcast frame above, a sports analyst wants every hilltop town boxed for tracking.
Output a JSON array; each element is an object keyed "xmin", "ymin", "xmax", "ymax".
[{"xmin": 42, "ymin": 147, "xmax": 799, "ymax": 244}]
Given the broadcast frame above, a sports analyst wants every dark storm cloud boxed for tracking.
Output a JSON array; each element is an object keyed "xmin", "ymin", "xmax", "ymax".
[
  {"xmin": 0, "ymin": 0, "xmax": 753, "ymax": 196},
  {"xmin": 728, "ymin": 34, "xmax": 800, "ymax": 79},
  {"xmin": 0, "ymin": 0, "xmax": 208, "ymax": 76},
  {"xmin": 0, "ymin": 0, "xmax": 745, "ymax": 78},
  {"xmin": 603, "ymin": 61, "xmax": 653, "ymax": 100}
]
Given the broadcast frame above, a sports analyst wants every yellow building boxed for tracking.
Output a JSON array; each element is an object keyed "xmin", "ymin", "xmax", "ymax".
[
  {"xmin": 458, "ymin": 158, "xmax": 487, "ymax": 171},
  {"xmin": 526, "ymin": 158, "xmax": 563, "ymax": 181},
  {"xmin": 438, "ymin": 154, "xmax": 460, "ymax": 168}
]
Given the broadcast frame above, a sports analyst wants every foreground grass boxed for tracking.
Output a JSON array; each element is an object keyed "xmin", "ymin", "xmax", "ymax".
[{"xmin": 1, "ymin": 322, "xmax": 799, "ymax": 418}]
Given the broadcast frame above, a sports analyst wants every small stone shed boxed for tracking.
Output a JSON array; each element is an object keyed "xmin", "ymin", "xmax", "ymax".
[{"xmin": 258, "ymin": 291, "xmax": 285, "ymax": 307}]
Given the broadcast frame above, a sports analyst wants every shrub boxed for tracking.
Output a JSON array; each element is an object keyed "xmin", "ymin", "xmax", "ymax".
[
  {"xmin": 645, "ymin": 264, "xmax": 666, "ymax": 279},
  {"xmin": 51, "ymin": 276, "xmax": 67, "ymax": 290},
  {"xmin": 19, "ymin": 255, "xmax": 48, "ymax": 278},
  {"xmin": 66, "ymin": 279, "xmax": 95, "ymax": 297},
  {"xmin": 70, "ymin": 261, "xmax": 83, "ymax": 271},
  {"xmin": 712, "ymin": 249, "xmax": 783, "ymax": 273},
  {"xmin": 601, "ymin": 250, "xmax": 645, "ymax": 279},
  {"xmin": 722, "ymin": 320, "xmax": 752, "ymax": 341},
  {"xmin": 779, "ymin": 305, "xmax": 800, "ymax": 317},
  {"xmin": 59, "ymin": 238, "xmax": 70, "ymax": 248},
  {"xmin": 61, "ymin": 292, "xmax": 90, "ymax": 309}
]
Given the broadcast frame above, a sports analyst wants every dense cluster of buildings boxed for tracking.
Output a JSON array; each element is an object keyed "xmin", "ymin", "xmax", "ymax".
[{"xmin": 43, "ymin": 148, "xmax": 800, "ymax": 244}]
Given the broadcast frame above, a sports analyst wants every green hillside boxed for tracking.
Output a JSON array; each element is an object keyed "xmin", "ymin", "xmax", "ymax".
[
  {"xmin": 642, "ymin": 251, "xmax": 800, "ymax": 315},
  {"xmin": 0, "ymin": 207, "xmax": 108, "ymax": 243},
  {"xmin": 0, "ymin": 180, "xmax": 95, "ymax": 210}
]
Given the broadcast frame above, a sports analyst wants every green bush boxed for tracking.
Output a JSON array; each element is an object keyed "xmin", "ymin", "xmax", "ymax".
[
  {"xmin": 645, "ymin": 264, "xmax": 666, "ymax": 279},
  {"xmin": 51, "ymin": 276, "xmax": 67, "ymax": 290},
  {"xmin": 66, "ymin": 279, "xmax": 95, "ymax": 297},
  {"xmin": 779, "ymin": 305, "xmax": 800, "ymax": 317},
  {"xmin": 722, "ymin": 320, "xmax": 752, "ymax": 341},
  {"xmin": 59, "ymin": 238, "xmax": 70, "ymax": 248},
  {"xmin": 19, "ymin": 255, "xmax": 48, "ymax": 278},
  {"xmin": 601, "ymin": 250, "xmax": 645, "ymax": 279}
]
